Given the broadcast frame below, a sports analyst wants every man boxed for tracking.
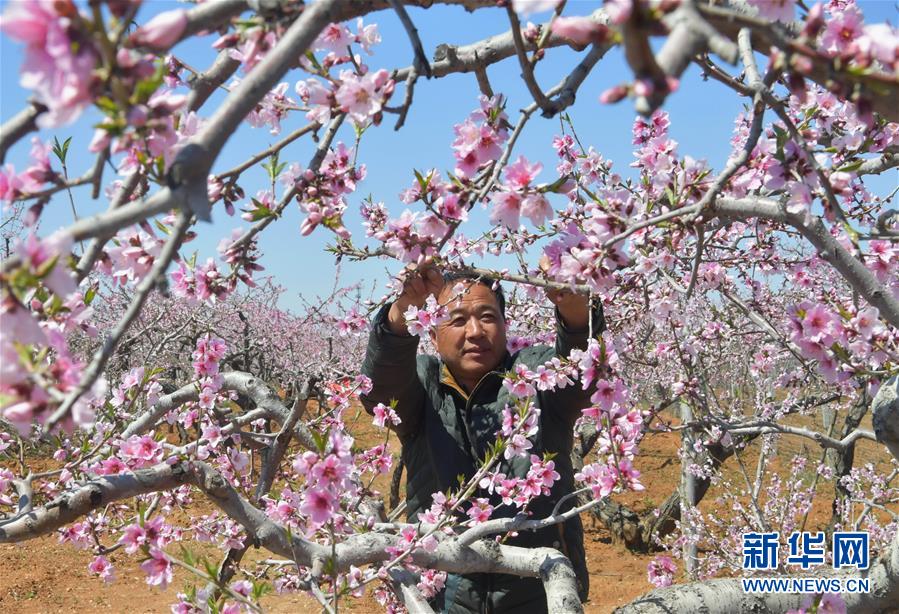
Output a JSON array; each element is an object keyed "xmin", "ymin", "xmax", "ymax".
[{"xmin": 360, "ymin": 263, "xmax": 604, "ymax": 613}]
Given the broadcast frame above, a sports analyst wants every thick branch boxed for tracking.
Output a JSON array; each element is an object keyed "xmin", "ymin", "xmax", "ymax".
[
  {"xmin": 713, "ymin": 197, "xmax": 899, "ymax": 328},
  {"xmin": 0, "ymin": 459, "xmax": 582, "ymax": 610},
  {"xmin": 186, "ymin": 50, "xmax": 242, "ymax": 113},
  {"xmin": 122, "ymin": 371, "xmax": 316, "ymax": 451},
  {"xmin": 389, "ymin": 569, "xmax": 436, "ymax": 614},
  {"xmin": 0, "ymin": 101, "xmax": 47, "ymax": 164},
  {"xmin": 873, "ymin": 375, "xmax": 899, "ymax": 462},
  {"xmin": 388, "ymin": 0, "xmax": 432, "ymax": 78},
  {"xmin": 396, "ymin": 8, "xmax": 608, "ymax": 82},
  {"xmin": 618, "ymin": 527, "xmax": 899, "ymax": 613}
]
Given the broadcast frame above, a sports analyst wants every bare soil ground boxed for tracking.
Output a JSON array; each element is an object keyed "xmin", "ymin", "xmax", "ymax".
[{"xmin": 1, "ymin": 403, "xmax": 895, "ymax": 613}]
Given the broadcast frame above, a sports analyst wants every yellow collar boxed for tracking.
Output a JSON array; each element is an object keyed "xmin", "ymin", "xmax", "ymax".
[{"xmin": 440, "ymin": 364, "xmax": 470, "ymax": 401}]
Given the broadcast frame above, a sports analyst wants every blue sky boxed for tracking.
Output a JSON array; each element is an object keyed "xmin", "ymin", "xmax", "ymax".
[{"xmin": 2, "ymin": 0, "xmax": 896, "ymax": 312}]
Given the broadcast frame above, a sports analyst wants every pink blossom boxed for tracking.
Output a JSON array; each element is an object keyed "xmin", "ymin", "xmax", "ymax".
[
  {"xmin": 502, "ymin": 365, "xmax": 537, "ymax": 398},
  {"xmin": 246, "ymin": 82, "xmax": 294, "ymax": 135},
  {"xmin": 140, "ymin": 548, "xmax": 173, "ymax": 588},
  {"xmin": 119, "ymin": 434, "xmax": 162, "ymax": 466},
  {"xmin": 0, "ymin": 0, "xmax": 98, "ymax": 126},
  {"xmin": 820, "ymin": 5, "xmax": 863, "ymax": 56},
  {"xmin": 647, "ymin": 555, "xmax": 677, "ymax": 588},
  {"xmin": 466, "ymin": 498, "xmax": 494, "ymax": 524},
  {"xmin": 504, "ymin": 156, "xmax": 542, "ymax": 190},
  {"xmin": 590, "ymin": 379, "xmax": 627, "ymax": 410},
  {"xmin": 604, "ymin": 0, "xmax": 633, "ymax": 25},
  {"xmin": 417, "ymin": 569, "xmax": 447, "ymax": 600},
  {"xmin": 130, "ymin": 9, "xmax": 188, "ymax": 50},
  {"xmin": 451, "ymin": 96, "xmax": 508, "ymax": 178},
  {"xmin": 747, "ymin": 0, "xmax": 795, "ymax": 22},
  {"xmin": 354, "ymin": 18, "xmax": 381, "ymax": 54},
  {"xmin": 551, "ymin": 16, "xmax": 609, "ymax": 46},
  {"xmin": 504, "ymin": 433, "xmax": 533, "ymax": 459},
  {"xmin": 88, "ymin": 555, "xmax": 115, "ymax": 583},
  {"xmin": 599, "ymin": 84, "xmax": 629, "ymax": 105},
  {"xmin": 520, "ymin": 193, "xmax": 552, "ymax": 227},
  {"xmin": 854, "ymin": 23, "xmax": 899, "ymax": 67},
  {"xmin": 851, "ymin": 306, "xmax": 878, "ymax": 336},
  {"xmin": 817, "ymin": 593, "xmax": 847, "ymax": 614},
  {"xmin": 372, "ymin": 402, "xmax": 402, "ymax": 428},
  {"xmin": 314, "ymin": 23, "xmax": 353, "ymax": 54},
  {"xmin": 802, "ymin": 304, "xmax": 834, "ymax": 338},
  {"xmin": 296, "ymin": 78, "xmax": 334, "ymax": 123},
  {"xmin": 302, "ymin": 488, "xmax": 337, "ymax": 525},
  {"xmin": 528, "ymin": 455, "xmax": 560, "ymax": 490},
  {"xmin": 16, "ymin": 230, "xmax": 76, "ymax": 298},
  {"xmin": 489, "ymin": 191, "xmax": 522, "ymax": 229},
  {"xmin": 334, "ymin": 69, "xmax": 393, "ymax": 126},
  {"xmin": 576, "ymin": 462, "xmax": 617, "ymax": 498},
  {"xmin": 120, "ymin": 516, "xmax": 165, "ymax": 553}
]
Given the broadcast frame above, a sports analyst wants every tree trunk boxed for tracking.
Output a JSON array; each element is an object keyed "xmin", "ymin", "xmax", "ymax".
[{"xmin": 829, "ymin": 387, "xmax": 869, "ymax": 528}]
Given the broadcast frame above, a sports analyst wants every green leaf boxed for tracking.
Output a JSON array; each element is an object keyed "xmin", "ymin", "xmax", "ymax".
[
  {"xmin": 841, "ymin": 221, "xmax": 860, "ymax": 244},
  {"xmin": 133, "ymin": 60, "xmax": 166, "ymax": 104},
  {"xmin": 95, "ymin": 96, "xmax": 119, "ymax": 116},
  {"xmin": 202, "ymin": 558, "xmax": 219, "ymax": 579},
  {"xmin": 835, "ymin": 160, "xmax": 864, "ymax": 173},
  {"xmin": 154, "ymin": 219, "xmax": 172, "ymax": 235},
  {"xmin": 52, "ymin": 136, "xmax": 72, "ymax": 165},
  {"xmin": 34, "ymin": 254, "xmax": 60, "ymax": 279},
  {"xmin": 180, "ymin": 545, "xmax": 197, "ymax": 567},
  {"xmin": 413, "ymin": 169, "xmax": 428, "ymax": 194},
  {"xmin": 84, "ymin": 286, "xmax": 97, "ymax": 305},
  {"xmin": 262, "ymin": 151, "xmax": 283, "ymax": 183},
  {"xmin": 311, "ymin": 428, "xmax": 329, "ymax": 454},
  {"xmin": 252, "ymin": 580, "xmax": 273, "ymax": 600}
]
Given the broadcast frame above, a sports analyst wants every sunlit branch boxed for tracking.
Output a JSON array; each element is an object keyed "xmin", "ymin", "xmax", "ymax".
[
  {"xmin": 388, "ymin": 0, "xmax": 432, "ymax": 78},
  {"xmin": 217, "ymin": 121, "xmax": 320, "ymax": 180},
  {"xmin": 713, "ymin": 196, "xmax": 899, "ymax": 327},
  {"xmin": 185, "ymin": 50, "xmax": 242, "ymax": 113},
  {"xmin": 506, "ymin": 5, "xmax": 554, "ymax": 114},
  {"xmin": 0, "ymin": 101, "xmax": 47, "ymax": 164}
]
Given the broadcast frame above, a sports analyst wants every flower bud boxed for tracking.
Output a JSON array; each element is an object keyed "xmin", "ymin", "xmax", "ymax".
[
  {"xmin": 130, "ymin": 9, "xmax": 188, "ymax": 50},
  {"xmin": 599, "ymin": 84, "xmax": 629, "ymax": 104}
]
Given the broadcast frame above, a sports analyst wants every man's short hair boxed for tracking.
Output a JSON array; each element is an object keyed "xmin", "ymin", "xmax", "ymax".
[{"xmin": 442, "ymin": 271, "xmax": 506, "ymax": 318}]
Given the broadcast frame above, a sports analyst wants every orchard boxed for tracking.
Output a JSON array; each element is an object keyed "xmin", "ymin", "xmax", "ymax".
[{"xmin": 0, "ymin": 0, "xmax": 897, "ymax": 612}]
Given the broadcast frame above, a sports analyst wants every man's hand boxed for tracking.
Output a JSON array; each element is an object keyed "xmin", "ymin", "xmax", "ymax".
[
  {"xmin": 387, "ymin": 261, "xmax": 444, "ymax": 335},
  {"xmin": 540, "ymin": 255, "xmax": 590, "ymax": 330}
]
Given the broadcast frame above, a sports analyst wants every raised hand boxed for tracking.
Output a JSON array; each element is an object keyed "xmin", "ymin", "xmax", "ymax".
[
  {"xmin": 540, "ymin": 255, "xmax": 589, "ymax": 330},
  {"xmin": 386, "ymin": 260, "xmax": 444, "ymax": 335}
]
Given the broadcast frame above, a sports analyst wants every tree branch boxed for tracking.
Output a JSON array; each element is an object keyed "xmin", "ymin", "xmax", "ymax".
[
  {"xmin": 713, "ymin": 196, "xmax": 899, "ymax": 328},
  {"xmin": 388, "ymin": 0, "xmax": 432, "ymax": 78},
  {"xmin": 185, "ymin": 50, "xmax": 242, "ymax": 113},
  {"xmin": 42, "ymin": 212, "xmax": 193, "ymax": 433},
  {"xmin": 0, "ymin": 101, "xmax": 47, "ymax": 164}
]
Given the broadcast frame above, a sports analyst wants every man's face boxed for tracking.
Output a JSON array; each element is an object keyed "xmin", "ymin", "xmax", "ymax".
[{"xmin": 430, "ymin": 281, "xmax": 507, "ymax": 391}]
